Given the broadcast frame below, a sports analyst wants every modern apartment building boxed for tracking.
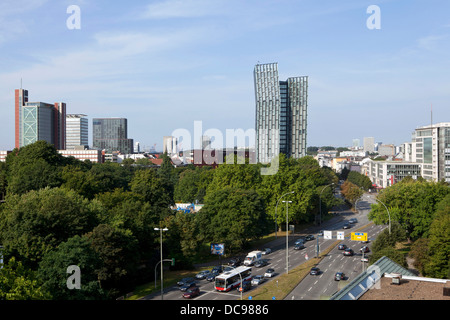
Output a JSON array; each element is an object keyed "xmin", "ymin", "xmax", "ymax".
[
  {"xmin": 14, "ymin": 89, "xmax": 66, "ymax": 149},
  {"xmin": 92, "ymin": 118, "xmax": 133, "ymax": 154},
  {"xmin": 254, "ymin": 62, "xmax": 308, "ymax": 163},
  {"xmin": 66, "ymin": 114, "xmax": 88, "ymax": 149},
  {"xmin": 410, "ymin": 122, "xmax": 450, "ymax": 183},
  {"xmin": 363, "ymin": 159, "xmax": 422, "ymax": 188}
]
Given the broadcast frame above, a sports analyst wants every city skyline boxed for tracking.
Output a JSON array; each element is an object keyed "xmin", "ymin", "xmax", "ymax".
[{"xmin": 1, "ymin": 1, "xmax": 450, "ymax": 151}]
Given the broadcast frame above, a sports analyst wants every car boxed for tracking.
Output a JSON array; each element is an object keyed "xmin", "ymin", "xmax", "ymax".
[
  {"xmin": 177, "ymin": 277, "xmax": 195, "ymax": 286},
  {"xmin": 318, "ymin": 230, "xmax": 324, "ymax": 236},
  {"xmin": 183, "ymin": 286, "xmax": 200, "ymax": 299},
  {"xmin": 179, "ymin": 281, "xmax": 197, "ymax": 291},
  {"xmin": 294, "ymin": 243, "xmax": 305, "ymax": 250},
  {"xmin": 361, "ymin": 256, "xmax": 369, "ymax": 263},
  {"xmin": 254, "ymin": 259, "xmax": 268, "ymax": 268},
  {"xmin": 264, "ymin": 268, "xmax": 275, "ymax": 278},
  {"xmin": 211, "ymin": 265, "xmax": 223, "ymax": 273},
  {"xmin": 334, "ymin": 272, "xmax": 345, "ymax": 281},
  {"xmin": 349, "ymin": 218, "xmax": 357, "ymax": 224},
  {"xmin": 295, "ymin": 238, "xmax": 305, "ymax": 245},
  {"xmin": 237, "ymin": 280, "xmax": 251, "ymax": 292},
  {"xmin": 305, "ymin": 235, "xmax": 315, "ymax": 241},
  {"xmin": 195, "ymin": 270, "xmax": 211, "ymax": 280},
  {"xmin": 338, "ymin": 244, "xmax": 347, "ymax": 250},
  {"xmin": 343, "ymin": 224, "xmax": 351, "ymax": 229},
  {"xmin": 360, "ymin": 246, "xmax": 370, "ymax": 253},
  {"xmin": 310, "ymin": 267, "xmax": 320, "ymax": 275},
  {"xmin": 343, "ymin": 248, "xmax": 354, "ymax": 256},
  {"xmin": 262, "ymin": 248, "xmax": 272, "ymax": 255},
  {"xmin": 206, "ymin": 270, "xmax": 220, "ymax": 282},
  {"xmin": 251, "ymin": 275, "xmax": 266, "ymax": 285},
  {"xmin": 228, "ymin": 258, "xmax": 241, "ymax": 267}
]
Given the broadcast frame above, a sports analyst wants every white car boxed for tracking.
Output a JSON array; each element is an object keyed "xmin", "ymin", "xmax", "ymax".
[{"xmin": 264, "ymin": 268, "xmax": 275, "ymax": 278}]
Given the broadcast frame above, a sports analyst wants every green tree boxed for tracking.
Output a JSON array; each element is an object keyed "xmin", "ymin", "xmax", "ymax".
[
  {"xmin": 0, "ymin": 187, "xmax": 99, "ymax": 268},
  {"xmin": 259, "ymin": 154, "xmax": 338, "ymax": 226},
  {"xmin": 196, "ymin": 187, "xmax": 270, "ymax": 253},
  {"xmin": 85, "ymin": 224, "xmax": 140, "ymax": 297},
  {"xmin": 130, "ymin": 169, "xmax": 172, "ymax": 207},
  {"xmin": 368, "ymin": 179, "xmax": 449, "ymax": 240},
  {"xmin": 424, "ymin": 194, "xmax": 450, "ymax": 278},
  {"xmin": 0, "ymin": 257, "xmax": 49, "ymax": 300},
  {"xmin": 37, "ymin": 235, "xmax": 106, "ymax": 300}
]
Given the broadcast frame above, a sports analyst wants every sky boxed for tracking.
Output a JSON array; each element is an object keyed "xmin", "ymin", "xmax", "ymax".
[{"xmin": 1, "ymin": 0, "xmax": 449, "ymax": 151}]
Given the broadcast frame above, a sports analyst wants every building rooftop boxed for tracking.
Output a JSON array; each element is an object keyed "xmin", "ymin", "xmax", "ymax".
[
  {"xmin": 330, "ymin": 256, "xmax": 449, "ymax": 300},
  {"xmin": 359, "ymin": 276, "xmax": 450, "ymax": 300}
]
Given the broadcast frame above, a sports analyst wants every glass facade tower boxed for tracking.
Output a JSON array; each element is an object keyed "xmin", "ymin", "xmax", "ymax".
[
  {"xmin": 254, "ymin": 63, "xmax": 308, "ymax": 163},
  {"xmin": 15, "ymin": 89, "xmax": 66, "ymax": 149},
  {"xmin": 92, "ymin": 118, "xmax": 133, "ymax": 154}
]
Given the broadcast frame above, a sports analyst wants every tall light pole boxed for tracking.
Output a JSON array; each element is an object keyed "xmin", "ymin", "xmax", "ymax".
[
  {"xmin": 374, "ymin": 198, "xmax": 391, "ymax": 234},
  {"xmin": 275, "ymin": 191, "xmax": 295, "ymax": 239},
  {"xmin": 282, "ymin": 200, "xmax": 292, "ymax": 274},
  {"xmin": 154, "ymin": 227, "xmax": 168, "ymax": 300}
]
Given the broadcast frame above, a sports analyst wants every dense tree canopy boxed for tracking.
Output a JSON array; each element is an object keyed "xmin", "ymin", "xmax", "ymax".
[{"xmin": 0, "ymin": 141, "xmax": 342, "ymax": 299}]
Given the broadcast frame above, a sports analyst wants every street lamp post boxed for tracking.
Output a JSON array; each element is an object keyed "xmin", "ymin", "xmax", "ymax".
[
  {"xmin": 282, "ymin": 200, "xmax": 292, "ymax": 274},
  {"xmin": 154, "ymin": 227, "xmax": 168, "ymax": 300},
  {"xmin": 374, "ymin": 198, "xmax": 391, "ymax": 234},
  {"xmin": 275, "ymin": 191, "xmax": 295, "ymax": 239}
]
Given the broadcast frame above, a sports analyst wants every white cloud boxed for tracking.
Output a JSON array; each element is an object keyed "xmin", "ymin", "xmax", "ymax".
[{"xmin": 139, "ymin": 0, "xmax": 227, "ymax": 19}]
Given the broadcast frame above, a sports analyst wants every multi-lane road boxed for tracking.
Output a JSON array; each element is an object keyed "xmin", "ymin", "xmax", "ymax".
[{"xmin": 145, "ymin": 193, "xmax": 385, "ymax": 301}]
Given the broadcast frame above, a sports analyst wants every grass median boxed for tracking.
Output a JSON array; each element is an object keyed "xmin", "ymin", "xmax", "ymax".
[{"xmin": 242, "ymin": 240, "xmax": 340, "ymax": 300}]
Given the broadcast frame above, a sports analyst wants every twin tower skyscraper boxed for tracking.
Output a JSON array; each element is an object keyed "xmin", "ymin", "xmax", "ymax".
[{"xmin": 254, "ymin": 62, "xmax": 308, "ymax": 164}]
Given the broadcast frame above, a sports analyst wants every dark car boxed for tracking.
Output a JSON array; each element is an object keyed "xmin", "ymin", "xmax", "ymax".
[
  {"xmin": 254, "ymin": 259, "xmax": 268, "ymax": 268},
  {"xmin": 305, "ymin": 235, "xmax": 315, "ymax": 241},
  {"xmin": 310, "ymin": 267, "xmax": 320, "ymax": 275},
  {"xmin": 179, "ymin": 281, "xmax": 197, "ymax": 292},
  {"xmin": 338, "ymin": 244, "xmax": 347, "ymax": 250},
  {"xmin": 334, "ymin": 272, "xmax": 345, "ymax": 281},
  {"xmin": 343, "ymin": 248, "xmax": 354, "ymax": 256},
  {"xmin": 183, "ymin": 286, "xmax": 200, "ymax": 299},
  {"xmin": 237, "ymin": 280, "xmax": 251, "ymax": 292},
  {"xmin": 177, "ymin": 277, "xmax": 195, "ymax": 286},
  {"xmin": 294, "ymin": 243, "xmax": 305, "ymax": 250},
  {"xmin": 343, "ymin": 224, "xmax": 351, "ymax": 229},
  {"xmin": 206, "ymin": 269, "xmax": 220, "ymax": 282},
  {"xmin": 228, "ymin": 258, "xmax": 241, "ymax": 267},
  {"xmin": 195, "ymin": 270, "xmax": 212, "ymax": 280}
]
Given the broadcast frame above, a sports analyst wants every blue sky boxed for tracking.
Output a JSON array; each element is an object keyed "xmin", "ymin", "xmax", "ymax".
[{"xmin": 1, "ymin": 0, "xmax": 449, "ymax": 151}]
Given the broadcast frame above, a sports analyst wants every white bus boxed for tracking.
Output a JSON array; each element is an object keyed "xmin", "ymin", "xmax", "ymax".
[{"xmin": 214, "ymin": 266, "xmax": 252, "ymax": 292}]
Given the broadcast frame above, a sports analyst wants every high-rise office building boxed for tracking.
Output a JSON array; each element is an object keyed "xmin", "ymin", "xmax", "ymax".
[
  {"xmin": 66, "ymin": 114, "xmax": 88, "ymax": 149},
  {"xmin": 92, "ymin": 118, "xmax": 133, "ymax": 154},
  {"xmin": 254, "ymin": 63, "xmax": 308, "ymax": 163},
  {"xmin": 411, "ymin": 122, "xmax": 450, "ymax": 183},
  {"xmin": 14, "ymin": 89, "xmax": 66, "ymax": 149}
]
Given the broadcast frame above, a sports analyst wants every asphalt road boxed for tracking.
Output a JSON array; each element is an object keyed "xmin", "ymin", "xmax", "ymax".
[{"xmin": 144, "ymin": 192, "xmax": 384, "ymax": 301}]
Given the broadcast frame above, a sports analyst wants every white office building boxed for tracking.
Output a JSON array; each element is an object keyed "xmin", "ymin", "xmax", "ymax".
[{"xmin": 66, "ymin": 114, "xmax": 88, "ymax": 149}]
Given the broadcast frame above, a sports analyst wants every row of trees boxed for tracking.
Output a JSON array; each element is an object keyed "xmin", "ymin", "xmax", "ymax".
[
  {"xmin": 0, "ymin": 141, "xmax": 339, "ymax": 299},
  {"xmin": 368, "ymin": 178, "xmax": 449, "ymax": 278}
]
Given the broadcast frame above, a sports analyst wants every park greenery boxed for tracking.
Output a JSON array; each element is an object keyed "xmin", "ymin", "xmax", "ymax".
[
  {"xmin": 0, "ymin": 141, "xmax": 340, "ymax": 300},
  {"xmin": 0, "ymin": 141, "xmax": 448, "ymax": 299}
]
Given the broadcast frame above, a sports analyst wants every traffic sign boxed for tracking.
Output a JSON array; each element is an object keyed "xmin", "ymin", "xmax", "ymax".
[
  {"xmin": 351, "ymin": 232, "xmax": 368, "ymax": 241},
  {"xmin": 324, "ymin": 230, "xmax": 332, "ymax": 240},
  {"xmin": 337, "ymin": 231, "xmax": 345, "ymax": 240}
]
